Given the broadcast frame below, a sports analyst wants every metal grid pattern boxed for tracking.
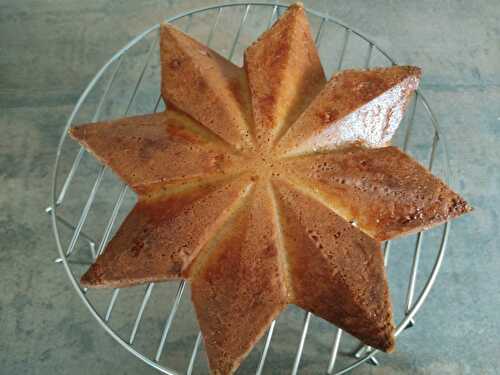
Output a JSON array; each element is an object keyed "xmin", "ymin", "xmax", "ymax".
[{"xmin": 48, "ymin": 3, "xmax": 452, "ymax": 374}]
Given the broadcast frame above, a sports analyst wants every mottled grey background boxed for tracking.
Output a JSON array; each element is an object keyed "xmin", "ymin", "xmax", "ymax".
[{"xmin": 1, "ymin": 0, "xmax": 499, "ymax": 374}]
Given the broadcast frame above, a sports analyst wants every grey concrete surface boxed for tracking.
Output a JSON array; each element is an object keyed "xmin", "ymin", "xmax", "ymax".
[{"xmin": 1, "ymin": 0, "xmax": 499, "ymax": 374}]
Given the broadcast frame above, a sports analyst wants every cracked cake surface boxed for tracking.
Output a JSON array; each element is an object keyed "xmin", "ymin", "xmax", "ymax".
[{"xmin": 70, "ymin": 3, "xmax": 471, "ymax": 374}]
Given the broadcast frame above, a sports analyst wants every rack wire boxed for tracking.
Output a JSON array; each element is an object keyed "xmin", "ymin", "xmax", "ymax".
[{"xmin": 48, "ymin": 3, "xmax": 452, "ymax": 374}]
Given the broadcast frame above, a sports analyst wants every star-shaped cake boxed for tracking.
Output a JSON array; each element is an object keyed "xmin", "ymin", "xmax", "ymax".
[{"xmin": 70, "ymin": 4, "xmax": 471, "ymax": 374}]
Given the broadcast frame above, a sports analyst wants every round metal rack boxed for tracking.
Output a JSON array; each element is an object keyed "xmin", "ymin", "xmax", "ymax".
[{"xmin": 49, "ymin": 3, "xmax": 452, "ymax": 374}]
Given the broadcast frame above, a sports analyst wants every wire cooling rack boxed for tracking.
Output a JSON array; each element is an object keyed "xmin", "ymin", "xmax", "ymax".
[{"xmin": 48, "ymin": 3, "xmax": 452, "ymax": 374}]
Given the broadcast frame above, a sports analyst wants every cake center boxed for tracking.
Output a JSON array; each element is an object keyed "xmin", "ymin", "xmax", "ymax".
[{"xmin": 246, "ymin": 152, "xmax": 285, "ymax": 179}]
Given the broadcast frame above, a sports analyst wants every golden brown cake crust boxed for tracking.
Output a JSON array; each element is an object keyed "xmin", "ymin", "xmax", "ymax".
[
  {"xmin": 272, "ymin": 179, "xmax": 395, "ymax": 351},
  {"xmin": 160, "ymin": 24, "xmax": 254, "ymax": 150},
  {"xmin": 244, "ymin": 3, "xmax": 326, "ymax": 148},
  {"xmin": 69, "ymin": 110, "xmax": 246, "ymax": 194},
  {"xmin": 285, "ymin": 145, "xmax": 472, "ymax": 241},
  {"xmin": 190, "ymin": 181, "xmax": 288, "ymax": 374},
  {"xmin": 277, "ymin": 66, "xmax": 421, "ymax": 155},
  {"xmin": 80, "ymin": 177, "xmax": 252, "ymax": 288}
]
